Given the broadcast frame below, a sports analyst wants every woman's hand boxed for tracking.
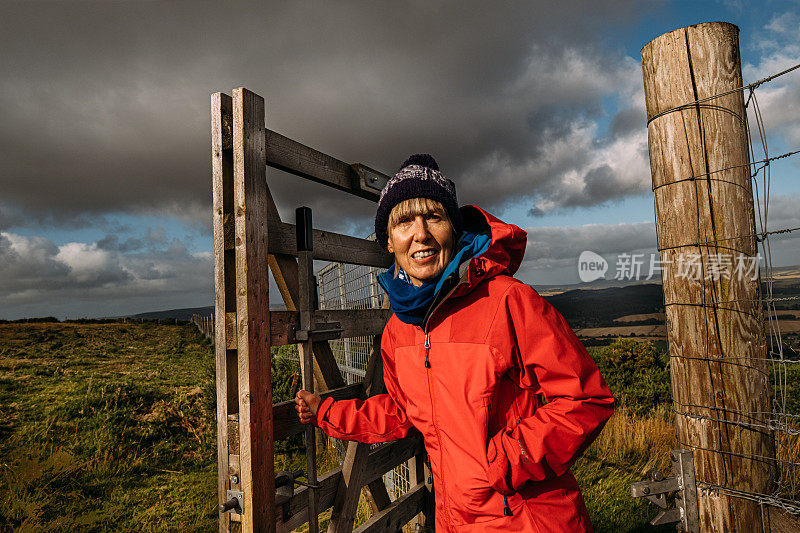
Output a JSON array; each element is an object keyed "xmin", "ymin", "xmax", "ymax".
[{"xmin": 295, "ymin": 390, "xmax": 322, "ymax": 424}]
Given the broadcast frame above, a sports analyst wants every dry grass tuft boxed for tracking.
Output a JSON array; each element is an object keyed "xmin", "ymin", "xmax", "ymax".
[{"xmin": 588, "ymin": 404, "xmax": 676, "ymax": 473}]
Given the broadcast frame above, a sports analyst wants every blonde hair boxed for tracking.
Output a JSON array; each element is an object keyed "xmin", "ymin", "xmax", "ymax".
[{"xmin": 386, "ymin": 198, "xmax": 456, "ymax": 278}]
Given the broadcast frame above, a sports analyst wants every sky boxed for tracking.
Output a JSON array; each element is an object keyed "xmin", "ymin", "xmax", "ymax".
[{"xmin": 1, "ymin": 0, "xmax": 799, "ymax": 319}]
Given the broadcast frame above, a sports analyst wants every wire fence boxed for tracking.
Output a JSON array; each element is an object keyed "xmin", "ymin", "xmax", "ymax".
[{"xmin": 652, "ymin": 60, "xmax": 800, "ymax": 522}]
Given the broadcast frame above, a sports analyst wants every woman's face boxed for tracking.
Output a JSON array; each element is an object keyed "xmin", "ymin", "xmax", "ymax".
[{"xmin": 387, "ymin": 201, "xmax": 455, "ymax": 287}]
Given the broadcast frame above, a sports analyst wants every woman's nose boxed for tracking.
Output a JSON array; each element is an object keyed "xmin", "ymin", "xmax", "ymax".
[{"xmin": 411, "ymin": 217, "xmax": 430, "ymax": 241}]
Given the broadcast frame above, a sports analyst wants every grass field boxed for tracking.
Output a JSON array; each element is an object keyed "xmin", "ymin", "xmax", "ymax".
[{"xmin": 1, "ymin": 322, "xmax": 673, "ymax": 531}]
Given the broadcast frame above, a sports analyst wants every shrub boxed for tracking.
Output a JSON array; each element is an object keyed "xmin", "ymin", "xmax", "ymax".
[
  {"xmin": 592, "ymin": 338, "xmax": 671, "ymax": 417},
  {"xmin": 271, "ymin": 344, "xmax": 304, "ymax": 456}
]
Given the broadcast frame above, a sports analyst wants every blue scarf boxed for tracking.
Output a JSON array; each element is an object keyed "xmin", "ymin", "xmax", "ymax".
[{"xmin": 377, "ymin": 231, "xmax": 491, "ymax": 326}]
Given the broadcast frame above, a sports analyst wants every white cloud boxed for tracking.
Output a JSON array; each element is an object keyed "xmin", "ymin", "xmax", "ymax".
[
  {"xmin": 55, "ymin": 242, "xmax": 127, "ymax": 284},
  {"xmin": 0, "ymin": 231, "xmax": 212, "ymax": 319},
  {"xmin": 743, "ymin": 12, "xmax": 800, "ymax": 149}
]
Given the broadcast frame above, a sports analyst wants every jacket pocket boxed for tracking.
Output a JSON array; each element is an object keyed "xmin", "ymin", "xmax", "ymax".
[{"xmin": 437, "ymin": 394, "xmax": 507, "ymax": 524}]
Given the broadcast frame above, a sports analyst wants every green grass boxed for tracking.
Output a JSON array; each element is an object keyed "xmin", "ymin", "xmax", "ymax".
[
  {"xmin": 573, "ymin": 405, "xmax": 676, "ymax": 532},
  {"xmin": 0, "ymin": 323, "xmax": 674, "ymax": 531},
  {"xmin": 0, "ymin": 322, "xmax": 219, "ymax": 532}
]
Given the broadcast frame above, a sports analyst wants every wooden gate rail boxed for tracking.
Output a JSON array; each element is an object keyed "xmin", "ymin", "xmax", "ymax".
[
  {"xmin": 222, "ymin": 216, "xmax": 391, "ymax": 268},
  {"xmin": 220, "ymin": 309, "xmax": 393, "ymax": 349},
  {"xmin": 212, "ymin": 87, "xmax": 433, "ymax": 533}
]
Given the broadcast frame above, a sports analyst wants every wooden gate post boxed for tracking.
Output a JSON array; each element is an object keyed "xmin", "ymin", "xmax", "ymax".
[{"xmin": 642, "ymin": 22, "xmax": 775, "ymax": 531}]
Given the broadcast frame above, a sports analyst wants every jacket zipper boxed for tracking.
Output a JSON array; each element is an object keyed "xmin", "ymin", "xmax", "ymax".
[
  {"xmin": 424, "ymin": 332, "xmax": 454, "ymax": 530},
  {"xmin": 419, "ymin": 260, "xmax": 483, "ymax": 529}
]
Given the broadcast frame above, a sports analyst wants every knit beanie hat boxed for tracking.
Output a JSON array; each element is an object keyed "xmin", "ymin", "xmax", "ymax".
[{"xmin": 374, "ymin": 154, "xmax": 463, "ymax": 250}]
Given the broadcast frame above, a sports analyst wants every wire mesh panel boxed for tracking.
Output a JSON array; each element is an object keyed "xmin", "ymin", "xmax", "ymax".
[{"xmin": 317, "ymin": 260, "xmax": 383, "ymax": 384}]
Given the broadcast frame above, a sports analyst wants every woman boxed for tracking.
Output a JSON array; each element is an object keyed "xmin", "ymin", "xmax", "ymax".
[{"xmin": 296, "ymin": 154, "xmax": 614, "ymax": 532}]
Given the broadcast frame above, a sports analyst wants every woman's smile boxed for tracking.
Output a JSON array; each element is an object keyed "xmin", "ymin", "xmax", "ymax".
[{"xmin": 411, "ymin": 248, "xmax": 437, "ymax": 261}]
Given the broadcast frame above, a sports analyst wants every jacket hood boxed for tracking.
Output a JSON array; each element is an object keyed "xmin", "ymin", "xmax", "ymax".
[{"xmin": 443, "ymin": 205, "xmax": 527, "ymax": 301}]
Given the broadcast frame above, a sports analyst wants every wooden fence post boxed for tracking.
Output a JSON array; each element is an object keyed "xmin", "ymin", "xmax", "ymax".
[
  {"xmin": 232, "ymin": 87, "xmax": 275, "ymax": 532},
  {"xmin": 642, "ymin": 22, "xmax": 775, "ymax": 531}
]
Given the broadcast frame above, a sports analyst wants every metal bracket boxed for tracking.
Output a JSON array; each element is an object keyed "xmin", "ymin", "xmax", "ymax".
[
  {"xmin": 630, "ymin": 449, "xmax": 699, "ymax": 532},
  {"xmin": 219, "ymin": 490, "xmax": 244, "ymax": 515},
  {"xmin": 352, "ymin": 163, "xmax": 389, "ymax": 193},
  {"xmin": 290, "ymin": 322, "xmax": 343, "ymax": 342}
]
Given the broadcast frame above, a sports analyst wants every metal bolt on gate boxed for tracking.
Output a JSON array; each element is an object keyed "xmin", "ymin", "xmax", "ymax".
[{"xmin": 631, "ymin": 449, "xmax": 700, "ymax": 531}]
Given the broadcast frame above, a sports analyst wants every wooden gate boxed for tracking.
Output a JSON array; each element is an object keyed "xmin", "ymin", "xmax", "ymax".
[{"xmin": 211, "ymin": 88, "xmax": 433, "ymax": 532}]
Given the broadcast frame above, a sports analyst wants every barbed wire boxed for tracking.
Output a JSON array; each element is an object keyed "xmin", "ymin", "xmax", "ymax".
[
  {"xmin": 697, "ymin": 482, "xmax": 800, "ymax": 516},
  {"xmin": 651, "ymin": 149, "xmax": 800, "ymax": 193}
]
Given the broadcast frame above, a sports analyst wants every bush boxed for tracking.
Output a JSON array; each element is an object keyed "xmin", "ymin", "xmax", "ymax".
[
  {"xmin": 270, "ymin": 345, "xmax": 304, "ymax": 456},
  {"xmin": 592, "ymin": 339, "xmax": 671, "ymax": 417}
]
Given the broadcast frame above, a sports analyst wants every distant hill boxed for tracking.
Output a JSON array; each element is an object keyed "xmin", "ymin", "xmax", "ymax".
[
  {"xmin": 127, "ymin": 305, "xmax": 287, "ymax": 321},
  {"xmin": 128, "ymin": 306, "xmax": 215, "ymax": 321},
  {"xmin": 542, "ymin": 284, "xmax": 664, "ymax": 329}
]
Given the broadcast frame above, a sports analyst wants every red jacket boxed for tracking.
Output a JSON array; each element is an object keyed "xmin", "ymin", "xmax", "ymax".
[{"xmin": 314, "ymin": 206, "xmax": 614, "ymax": 532}]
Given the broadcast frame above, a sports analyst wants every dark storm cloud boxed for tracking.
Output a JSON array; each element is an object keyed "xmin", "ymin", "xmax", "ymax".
[
  {"xmin": 0, "ymin": 0, "xmax": 654, "ymax": 235},
  {"xmin": 609, "ymin": 106, "xmax": 645, "ymax": 138}
]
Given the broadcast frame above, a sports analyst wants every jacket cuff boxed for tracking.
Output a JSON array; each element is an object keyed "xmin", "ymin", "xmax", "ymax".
[{"xmin": 312, "ymin": 396, "xmax": 335, "ymax": 427}]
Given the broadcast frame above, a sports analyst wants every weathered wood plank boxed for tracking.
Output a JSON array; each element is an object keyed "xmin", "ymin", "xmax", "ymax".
[
  {"xmin": 227, "ymin": 414, "xmax": 240, "ymax": 451},
  {"xmin": 211, "ymin": 91, "xmax": 234, "ymax": 533},
  {"xmin": 269, "ymin": 255, "xmax": 300, "ymax": 311},
  {"xmin": 259, "ymin": 309, "xmax": 392, "ymax": 348},
  {"xmin": 353, "ymin": 483, "xmax": 427, "ymax": 533},
  {"xmin": 363, "ymin": 480, "xmax": 392, "ymax": 514},
  {"xmin": 233, "ymin": 87, "xmax": 274, "ymax": 533},
  {"xmin": 270, "ymin": 220, "xmax": 392, "ymax": 268},
  {"xmin": 276, "ymin": 468, "xmax": 342, "ymax": 533},
  {"xmin": 224, "ymin": 215, "xmax": 392, "ymax": 268},
  {"xmin": 328, "ymin": 442, "xmax": 371, "ymax": 532},
  {"xmin": 265, "ymin": 128, "xmax": 390, "ymax": 202},
  {"xmin": 224, "ymin": 312, "xmax": 237, "ymax": 349},
  {"xmin": 363, "ymin": 433, "xmax": 425, "ymax": 486}
]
